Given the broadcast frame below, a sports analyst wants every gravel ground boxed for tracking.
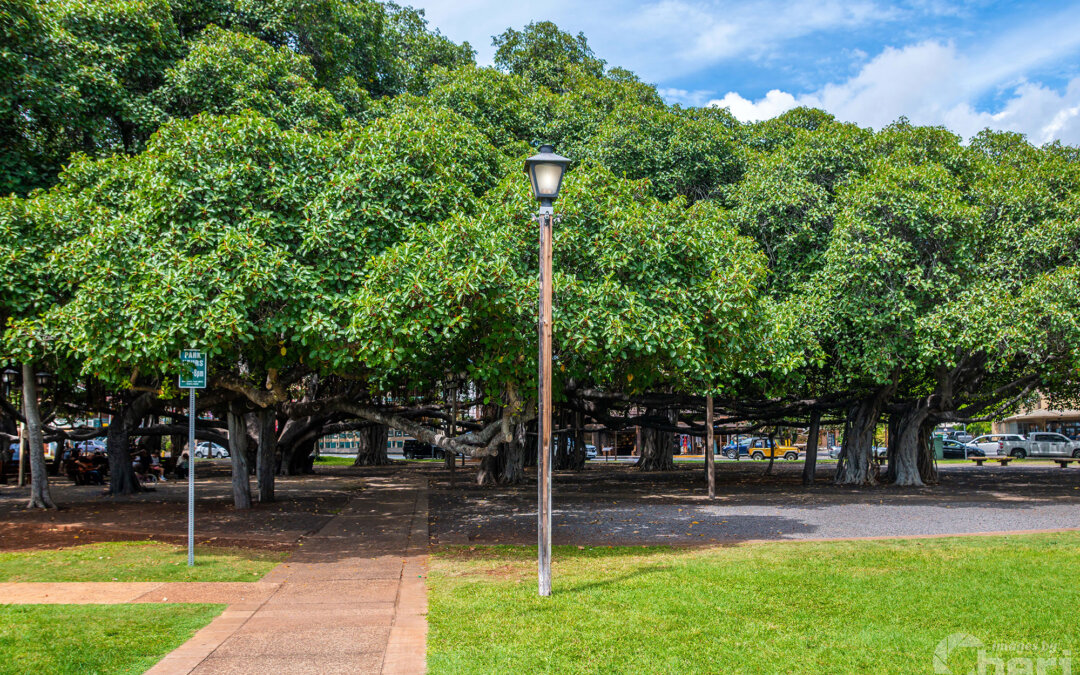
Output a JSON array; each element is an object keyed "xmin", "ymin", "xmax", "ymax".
[{"xmin": 430, "ymin": 463, "xmax": 1080, "ymax": 545}]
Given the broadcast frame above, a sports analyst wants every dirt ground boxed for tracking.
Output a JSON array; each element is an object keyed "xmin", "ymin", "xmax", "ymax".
[
  {"xmin": 0, "ymin": 461, "xmax": 371, "ymax": 551},
  {"xmin": 2, "ymin": 459, "xmax": 1078, "ymax": 551}
]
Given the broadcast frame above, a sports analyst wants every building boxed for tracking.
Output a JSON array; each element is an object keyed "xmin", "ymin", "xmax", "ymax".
[{"xmin": 993, "ymin": 396, "xmax": 1080, "ymax": 439}]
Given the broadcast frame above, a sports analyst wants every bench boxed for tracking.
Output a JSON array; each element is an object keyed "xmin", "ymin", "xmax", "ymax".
[
  {"xmin": 971, "ymin": 457, "xmax": 1013, "ymax": 466},
  {"xmin": 1053, "ymin": 459, "xmax": 1080, "ymax": 468}
]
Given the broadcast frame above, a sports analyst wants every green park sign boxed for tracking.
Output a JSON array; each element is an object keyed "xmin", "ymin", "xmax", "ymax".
[{"xmin": 179, "ymin": 349, "xmax": 207, "ymax": 389}]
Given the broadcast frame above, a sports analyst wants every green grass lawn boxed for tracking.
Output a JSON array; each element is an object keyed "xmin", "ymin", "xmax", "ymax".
[
  {"xmin": 0, "ymin": 541, "xmax": 285, "ymax": 582},
  {"xmin": 0, "ymin": 604, "xmax": 222, "ymax": 674},
  {"xmin": 428, "ymin": 533, "xmax": 1080, "ymax": 674},
  {"xmin": 314, "ymin": 454, "xmax": 356, "ymax": 466}
]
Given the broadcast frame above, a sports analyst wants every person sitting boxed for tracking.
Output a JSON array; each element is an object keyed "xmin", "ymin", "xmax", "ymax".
[
  {"xmin": 91, "ymin": 451, "xmax": 109, "ymax": 476},
  {"xmin": 132, "ymin": 452, "xmax": 150, "ymax": 484},
  {"xmin": 74, "ymin": 453, "xmax": 104, "ymax": 485},
  {"xmin": 175, "ymin": 451, "xmax": 189, "ymax": 479},
  {"xmin": 148, "ymin": 451, "xmax": 166, "ymax": 482}
]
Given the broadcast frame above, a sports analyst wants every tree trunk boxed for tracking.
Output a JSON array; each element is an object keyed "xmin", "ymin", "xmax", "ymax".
[
  {"xmin": 890, "ymin": 404, "xmax": 930, "ymax": 486},
  {"xmin": 353, "ymin": 424, "xmax": 390, "ymax": 466},
  {"xmin": 524, "ymin": 419, "xmax": 538, "ymax": 468},
  {"xmin": 802, "ymin": 410, "xmax": 821, "ymax": 486},
  {"xmin": 834, "ymin": 390, "xmax": 888, "ymax": 486},
  {"xmin": 256, "ymin": 408, "xmax": 276, "ymax": 503},
  {"xmin": 570, "ymin": 411, "xmax": 586, "ymax": 470},
  {"xmin": 499, "ymin": 422, "xmax": 526, "ymax": 484},
  {"xmin": 884, "ymin": 413, "xmax": 900, "ymax": 483},
  {"xmin": 765, "ymin": 429, "xmax": 777, "ymax": 475},
  {"xmin": 169, "ymin": 433, "xmax": 184, "ymax": 460},
  {"xmin": 226, "ymin": 404, "xmax": 252, "ymax": 509},
  {"xmin": 107, "ymin": 394, "xmax": 153, "ymax": 495},
  {"xmin": 917, "ymin": 420, "xmax": 939, "ymax": 484},
  {"xmin": 445, "ymin": 387, "xmax": 457, "ymax": 471},
  {"xmin": 22, "ymin": 363, "xmax": 55, "ymax": 509},
  {"xmin": 636, "ymin": 408, "xmax": 675, "ymax": 471},
  {"xmin": 476, "ymin": 451, "xmax": 503, "ymax": 486},
  {"xmin": 553, "ymin": 409, "xmax": 572, "ymax": 470}
]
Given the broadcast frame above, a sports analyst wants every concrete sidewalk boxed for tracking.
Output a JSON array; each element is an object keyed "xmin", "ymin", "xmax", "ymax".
[
  {"xmin": 0, "ymin": 581, "xmax": 279, "ymax": 604},
  {"xmin": 146, "ymin": 476, "xmax": 430, "ymax": 675}
]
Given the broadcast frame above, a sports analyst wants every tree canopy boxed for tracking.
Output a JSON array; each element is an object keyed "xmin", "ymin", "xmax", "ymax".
[{"xmin": 1, "ymin": 4, "xmax": 1079, "ymax": 504}]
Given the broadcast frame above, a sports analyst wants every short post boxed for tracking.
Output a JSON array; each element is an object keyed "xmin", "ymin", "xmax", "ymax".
[{"xmin": 706, "ymin": 394, "xmax": 715, "ymax": 499}]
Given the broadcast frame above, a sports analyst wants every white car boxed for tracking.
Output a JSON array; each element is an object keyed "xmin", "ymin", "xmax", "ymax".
[
  {"xmin": 969, "ymin": 434, "xmax": 1025, "ymax": 457},
  {"xmin": 194, "ymin": 442, "xmax": 229, "ymax": 459},
  {"xmin": 584, "ymin": 445, "xmax": 597, "ymax": 460}
]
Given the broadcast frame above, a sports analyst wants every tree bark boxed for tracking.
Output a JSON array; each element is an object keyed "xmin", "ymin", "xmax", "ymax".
[
  {"xmin": 553, "ymin": 408, "xmax": 572, "ymax": 470},
  {"xmin": 106, "ymin": 394, "xmax": 154, "ymax": 495},
  {"xmin": 802, "ymin": 410, "xmax": 821, "ymax": 486},
  {"xmin": 765, "ymin": 429, "xmax": 777, "ymax": 475},
  {"xmin": 476, "ymin": 451, "xmax": 503, "ymax": 486},
  {"xmin": 256, "ymin": 408, "xmax": 276, "ymax": 503},
  {"xmin": 570, "ymin": 410, "xmax": 586, "ymax": 470},
  {"xmin": 23, "ymin": 363, "xmax": 55, "ymax": 509},
  {"xmin": 499, "ymin": 421, "xmax": 526, "ymax": 484},
  {"xmin": 890, "ymin": 403, "xmax": 930, "ymax": 486},
  {"xmin": 884, "ymin": 413, "xmax": 900, "ymax": 483},
  {"xmin": 635, "ymin": 408, "xmax": 675, "ymax": 471},
  {"xmin": 226, "ymin": 404, "xmax": 252, "ymax": 509},
  {"xmin": 445, "ymin": 387, "xmax": 457, "ymax": 471},
  {"xmin": 353, "ymin": 424, "xmax": 390, "ymax": 466},
  {"xmin": 834, "ymin": 389, "xmax": 889, "ymax": 486},
  {"xmin": 917, "ymin": 419, "xmax": 938, "ymax": 484}
]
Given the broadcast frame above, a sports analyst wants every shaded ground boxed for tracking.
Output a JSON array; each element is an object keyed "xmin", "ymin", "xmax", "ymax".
[
  {"xmin": 3, "ymin": 460, "xmax": 1079, "ymax": 551},
  {"xmin": 0, "ymin": 462, "xmax": 417, "ymax": 551},
  {"xmin": 428, "ymin": 461, "xmax": 1080, "ymax": 545}
]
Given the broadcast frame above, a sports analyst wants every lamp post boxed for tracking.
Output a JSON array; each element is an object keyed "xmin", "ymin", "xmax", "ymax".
[{"xmin": 524, "ymin": 144, "xmax": 570, "ymax": 597}]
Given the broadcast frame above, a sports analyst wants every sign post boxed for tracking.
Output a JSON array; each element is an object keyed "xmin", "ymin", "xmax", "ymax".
[{"xmin": 179, "ymin": 349, "xmax": 206, "ymax": 566}]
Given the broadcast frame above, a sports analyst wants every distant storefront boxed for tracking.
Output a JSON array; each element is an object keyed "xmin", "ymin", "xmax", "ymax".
[{"xmin": 993, "ymin": 398, "xmax": 1080, "ymax": 440}]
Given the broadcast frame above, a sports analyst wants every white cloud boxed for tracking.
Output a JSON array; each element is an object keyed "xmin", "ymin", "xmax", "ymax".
[
  {"xmin": 657, "ymin": 87, "xmax": 717, "ymax": 107},
  {"xmin": 709, "ymin": 37, "xmax": 1080, "ymax": 144},
  {"xmin": 408, "ymin": 0, "xmax": 901, "ymax": 80},
  {"xmin": 710, "ymin": 90, "xmax": 799, "ymax": 122}
]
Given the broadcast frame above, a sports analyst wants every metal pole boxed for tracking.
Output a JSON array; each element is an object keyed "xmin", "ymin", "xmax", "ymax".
[
  {"xmin": 706, "ymin": 394, "xmax": 715, "ymax": 499},
  {"xmin": 538, "ymin": 211, "xmax": 553, "ymax": 597},
  {"xmin": 187, "ymin": 387, "xmax": 195, "ymax": 566}
]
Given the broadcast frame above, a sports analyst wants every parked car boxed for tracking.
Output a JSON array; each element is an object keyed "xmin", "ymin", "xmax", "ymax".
[
  {"xmin": 722, "ymin": 438, "xmax": 751, "ymax": 459},
  {"xmin": 584, "ymin": 445, "xmax": 597, "ymax": 460},
  {"xmin": 74, "ymin": 439, "xmax": 107, "ymax": 454},
  {"xmin": 194, "ymin": 442, "xmax": 229, "ymax": 459},
  {"xmin": 1001, "ymin": 432, "xmax": 1080, "ymax": 459},
  {"xmin": 827, "ymin": 445, "xmax": 842, "ymax": 459},
  {"xmin": 403, "ymin": 439, "xmax": 444, "ymax": 459},
  {"xmin": 942, "ymin": 439, "xmax": 985, "ymax": 459},
  {"xmin": 946, "ymin": 431, "xmax": 974, "ymax": 444},
  {"xmin": 968, "ymin": 434, "xmax": 1025, "ymax": 457},
  {"xmin": 747, "ymin": 437, "xmax": 801, "ymax": 461},
  {"xmin": 872, "ymin": 446, "xmax": 888, "ymax": 460}
]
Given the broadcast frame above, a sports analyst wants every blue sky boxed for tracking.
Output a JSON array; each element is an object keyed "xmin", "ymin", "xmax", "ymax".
[{"xmin": 406, "ymin": 1, "xmax": 1080, "ymax": 144}]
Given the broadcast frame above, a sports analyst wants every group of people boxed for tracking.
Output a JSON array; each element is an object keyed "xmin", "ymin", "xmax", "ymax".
[
  {"xmin": 132, "ymin": 448, "xmax": 167, "ymax": 483},
  {"xmin": 60, "ymin": 441, "xmax": 193, "ymax": 487},
  {"xmin": 62, "ymin": 445, "xmax": 108, "ymax": 485}
]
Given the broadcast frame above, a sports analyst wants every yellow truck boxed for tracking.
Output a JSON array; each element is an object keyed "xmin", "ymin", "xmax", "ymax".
[{"xmin": 747, "ymin": 437, "xmax": 801, "ymax": 460}]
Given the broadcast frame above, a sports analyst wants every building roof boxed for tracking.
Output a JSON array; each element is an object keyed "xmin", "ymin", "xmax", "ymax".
[{"xmin": 1002, "ymin": 408, "xmax": 1080, "ymax": 422}]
